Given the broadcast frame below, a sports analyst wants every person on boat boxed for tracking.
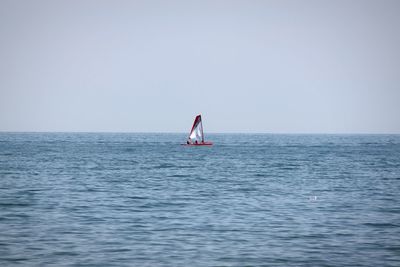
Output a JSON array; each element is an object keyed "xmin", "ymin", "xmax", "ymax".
[
  {"xmin": 186, "ymin": 140, "xmax": 190, "ymax": 145},
  {"xmin": 195, "ymin": 140, "xmax": 198, "ymax": 144}
]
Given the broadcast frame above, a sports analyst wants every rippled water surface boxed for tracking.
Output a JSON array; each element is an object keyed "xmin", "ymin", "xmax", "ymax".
[{"xmin": 1, "ymin": 133, "xmax": 400, "ymax": 266}]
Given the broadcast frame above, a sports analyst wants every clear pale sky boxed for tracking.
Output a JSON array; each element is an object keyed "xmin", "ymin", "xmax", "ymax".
[{"xmin": 1, "ymin": 0, "xmax": 399, "ymax": 133}]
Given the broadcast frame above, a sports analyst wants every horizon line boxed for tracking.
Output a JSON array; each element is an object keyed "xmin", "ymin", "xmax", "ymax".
[{"xmin": 0, "ymin": 131, "xmax": 399, "ymax": 135}]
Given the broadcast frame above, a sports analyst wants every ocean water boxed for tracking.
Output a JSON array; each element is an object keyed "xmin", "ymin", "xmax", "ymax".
[{"xmin": 0, "ymin": 133, "xmax": 399, "ymax": 266}]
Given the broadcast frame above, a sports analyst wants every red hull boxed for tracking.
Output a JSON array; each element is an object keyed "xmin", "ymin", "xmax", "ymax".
[{"xmin": 182, "ymin": 142, "xmax": 213, "ymax": 146}]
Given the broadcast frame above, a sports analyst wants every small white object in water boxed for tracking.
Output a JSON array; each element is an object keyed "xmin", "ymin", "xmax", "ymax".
[{"xmin": 309, "ymin": 196, "xmax": 318, "ymax": 201}]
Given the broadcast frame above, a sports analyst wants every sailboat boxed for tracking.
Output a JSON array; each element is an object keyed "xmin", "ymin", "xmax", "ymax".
[{"xmin": 183, "ymin": 114, "xmax": 213, "ymax": 146}]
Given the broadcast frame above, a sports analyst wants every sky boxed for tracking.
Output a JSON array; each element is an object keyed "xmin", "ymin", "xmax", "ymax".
[{"xmin": 0, "ymin": 0, "xmax": 399, "ymax": 133}]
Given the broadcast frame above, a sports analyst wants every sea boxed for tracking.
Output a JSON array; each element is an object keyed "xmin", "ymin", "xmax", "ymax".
[{"xmin": 0, "ymin": 133, "xmax": 399, "ymax": 266}]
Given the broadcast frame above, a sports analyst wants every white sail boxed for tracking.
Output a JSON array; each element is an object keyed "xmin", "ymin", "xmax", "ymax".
[
  {"xmin": 188, "ymin": 115, "xmax": 204, "ymax": 143},
  {"xmin": 189, "ymin": 121, "xmax": 203, "ymax": 142}
]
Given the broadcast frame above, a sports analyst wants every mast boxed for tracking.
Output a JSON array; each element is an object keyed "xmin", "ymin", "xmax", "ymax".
[{"xmin": 200, "ymin": 115, "xmax": 204, "ymax": 143}]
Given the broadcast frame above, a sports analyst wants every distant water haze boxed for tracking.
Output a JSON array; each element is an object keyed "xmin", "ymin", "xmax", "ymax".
[{"xmin": 1, "ymin": 0, "xmax": 400, "ymax": 133}]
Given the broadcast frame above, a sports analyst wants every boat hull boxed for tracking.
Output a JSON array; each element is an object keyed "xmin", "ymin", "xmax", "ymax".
[{"xmin": 182, "ymin": 142, "xmax": 213, "ymax": 146}]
